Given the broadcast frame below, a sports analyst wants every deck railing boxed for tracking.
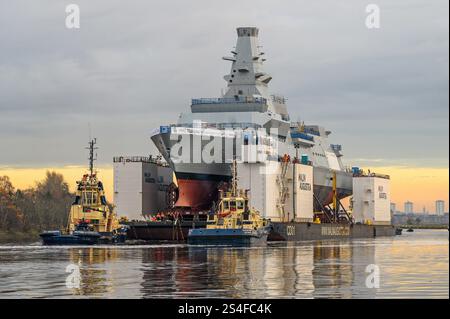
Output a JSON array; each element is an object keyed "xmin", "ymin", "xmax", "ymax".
[
  {"xmin": 113, "ymin": 156, "xmax": 168, "ymax": 166},
  {"xmin": 191, "ymin": 97, "xmax": 267, "ymax": 105}
]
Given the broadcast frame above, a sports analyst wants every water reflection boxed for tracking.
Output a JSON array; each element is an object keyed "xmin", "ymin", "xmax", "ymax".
[
  {"xmin": 137, "ymin": 241, "xmax": 379, "ymax": 298},
  {"xmin": 0, "ymin": 230, "xmax": 448, "ymax": 298},
  {"xmin": 67, "ymin": 248, "xmax": 117, "ymax": 296}
]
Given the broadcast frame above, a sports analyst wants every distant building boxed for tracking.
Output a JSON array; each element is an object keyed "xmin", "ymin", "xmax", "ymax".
[
  {"xmin": 404, "ymin": 201, "xmax": 414, "ymax": 214},
  {"xmin": 390, "ymin": 203, "xmax": 396, "ymax": 214},
  {"xmin": 436, "ymin": 200, "xmax": 445, "ymax": 216},
  {"xmin": 392, "ymin": 211, "xmax": 449, "ymax": 226}
]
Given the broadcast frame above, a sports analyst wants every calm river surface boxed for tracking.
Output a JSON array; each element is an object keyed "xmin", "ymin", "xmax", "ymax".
[{"xmin": 0, "ymin": 229, "xmax": 448, "ymax": 299}]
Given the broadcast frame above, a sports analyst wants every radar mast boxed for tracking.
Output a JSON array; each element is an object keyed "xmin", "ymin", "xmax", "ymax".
[{"xmin": 86, "ymin": 138, "xmax": 98, "ymax": 176}]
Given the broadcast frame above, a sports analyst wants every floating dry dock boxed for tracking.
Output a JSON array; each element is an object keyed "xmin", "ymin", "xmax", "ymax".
[
  {"xmin": 238, "ymin": 160, "xmax": 395, "ymax": 240},
  {"xmin": 125, "ymin": 162, "xmax": 396, "ymax": 241}
]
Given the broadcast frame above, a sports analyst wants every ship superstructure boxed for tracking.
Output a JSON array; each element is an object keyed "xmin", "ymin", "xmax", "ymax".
[{"xmin": 151, "ymin": 27, "xmax": 352, "ymax": 213}]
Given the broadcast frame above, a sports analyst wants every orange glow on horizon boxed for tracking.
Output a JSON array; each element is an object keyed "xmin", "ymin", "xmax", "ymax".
[
  {"xmin": 0, "ymin": 166, "xmax": 114, "ymax": 201},
  {"xmin": 371, "ymin": 166, "xmax": 449, "ymax": 213},
  {"xmin": 1, "ymin": 165, "xmax": 448, "ymax": 213}
]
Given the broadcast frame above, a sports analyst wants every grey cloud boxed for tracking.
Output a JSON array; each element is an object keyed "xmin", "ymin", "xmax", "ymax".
[{"xmin": 0, "ymin": 0, "xmax": 448, "ymax": 168}]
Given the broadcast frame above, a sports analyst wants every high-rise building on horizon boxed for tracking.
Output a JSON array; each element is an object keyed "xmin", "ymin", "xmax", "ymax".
[
  {"xmin": 390, "ymin": 202, "xmax": 396, "ymax": 214},
  {"xmin": 404, "ymin": 201, "xmax": 414, "ymax": 214},
  {"xmin": 435, "ymin": 200, "xmax": 445, "ymax": 216}
]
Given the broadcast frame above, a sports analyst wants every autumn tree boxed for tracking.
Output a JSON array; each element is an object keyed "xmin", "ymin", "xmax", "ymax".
[
  {"xmin": 33, "ymin": 171, "xmax": 73, "ymax": 229},
  {"xmin": 1, "ymin": 172, "xmax": 75, "ymax": 232},
  {"xmin": 0, "ymin": 176, "xmax": 24, "ymax": 230}
]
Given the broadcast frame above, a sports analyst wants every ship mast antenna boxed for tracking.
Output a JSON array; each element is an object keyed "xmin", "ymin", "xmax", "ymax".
[
  {"xmin": 232, "ymin": 158, "xmax": 238, "ymax": 197},
  {"xmin": 86, "ymin": 138, "xmax": 98, "ymax": 176}
]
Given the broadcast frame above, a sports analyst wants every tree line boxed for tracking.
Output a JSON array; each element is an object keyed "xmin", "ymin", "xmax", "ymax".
[{"xmin": 0, "ymin": 172, "xmax": 74, "ymax": 232}]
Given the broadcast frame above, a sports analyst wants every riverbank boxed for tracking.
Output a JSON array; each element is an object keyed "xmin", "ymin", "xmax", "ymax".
[{"xmin": 0, "ymin": 230, "xmax": 40, "ymax": 244}]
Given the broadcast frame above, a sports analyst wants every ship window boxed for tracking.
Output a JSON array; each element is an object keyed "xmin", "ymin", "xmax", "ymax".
[
  {"xmin": 81, "ymin": 191, "xmax": 99, "ymax": 205},
  {"xmin": 223, "ymin": 201, "xmax": 229, "ymax": 210},
  {"xmin": 237, "ymin": 200, "xmax": 244, "ymax": 210},
  {"xmin": 82, "ymin": 191, "xmax": 94, "ymax": 205},
  {"xmin": 230, "ymin": 201, "xmax": 236, "ymax": 210}
]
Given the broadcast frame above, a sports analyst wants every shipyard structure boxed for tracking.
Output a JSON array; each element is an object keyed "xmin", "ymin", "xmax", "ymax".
[
  {"xmin": 113, "ymin": 156, "xmax": 174, "ymax": 220},
  {"xmin": 114, "ymin": 27, "xmax": 396, "ymax": 241}
]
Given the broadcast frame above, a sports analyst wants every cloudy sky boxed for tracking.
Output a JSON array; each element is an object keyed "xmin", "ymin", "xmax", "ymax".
[{"xmin": 0, "ymin": 0, "xmax": 448, "ymax": 171}]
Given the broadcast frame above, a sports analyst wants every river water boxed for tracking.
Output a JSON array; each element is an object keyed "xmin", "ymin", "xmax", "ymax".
[{"xmin": 0, "ymin": 229, "xmax": 448, "ymax": 299}]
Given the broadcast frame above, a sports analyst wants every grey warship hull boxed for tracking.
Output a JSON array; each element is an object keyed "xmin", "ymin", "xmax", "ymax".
[{"xmin": 151, "ymin": 132, "xmax": 353, "ymax": 210}]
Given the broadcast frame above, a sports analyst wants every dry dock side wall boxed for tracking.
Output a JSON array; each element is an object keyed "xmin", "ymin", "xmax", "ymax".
[
  {"xmin": 237, "ymin": 161, "xmax": 314, "ymax": 222},
  {"xmin": 113, "ymin": 157, "xmax": 174, "ymax": 220},
  {"xmin": 352, "ymin": 176, "xmax": 391, "ymax": 225},
  {"xmin": 269, "ymin": 222, "xmax": 396, "ymax": 241}
]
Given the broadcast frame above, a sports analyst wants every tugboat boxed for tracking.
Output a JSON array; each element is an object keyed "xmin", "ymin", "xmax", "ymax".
[
  {"xmin": 188, "ymin": 161, "xmax": 270, "ymax": 246},
  {"xmin": 40, "ymin": 139, "xmax": 127, "ymax": 245},
  {"xmin": 40, "ymin": 220, "xmax": 102, "ymax": 245}
]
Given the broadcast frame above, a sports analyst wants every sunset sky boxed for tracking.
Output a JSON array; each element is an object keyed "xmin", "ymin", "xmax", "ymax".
[
  {"xmin": 0, "ymin": 1, "xmax": 448, "ymax": 213},
  {"xmin": 0, "ymin": 165, "xmax": 448, "ymax": 213}
]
